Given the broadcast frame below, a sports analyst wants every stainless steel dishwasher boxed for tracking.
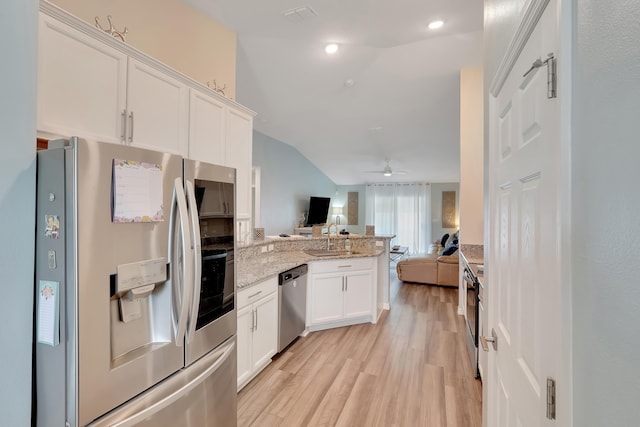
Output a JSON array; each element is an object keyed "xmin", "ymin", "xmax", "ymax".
[{"xmin": 278, "ymin": 264, "xmax": 308, "ymax": 352}]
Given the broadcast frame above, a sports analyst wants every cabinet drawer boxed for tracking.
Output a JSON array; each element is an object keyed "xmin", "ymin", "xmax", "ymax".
[
  {"xmin": 238, "ymin": 276, "xmax": 277, "ymax": 309},
  {"xmin": 308, "ymin": 257, "xmax": 375, "ymax": 274}
]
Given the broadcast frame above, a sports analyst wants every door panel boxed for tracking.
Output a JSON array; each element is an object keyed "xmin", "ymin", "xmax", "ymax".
[
  {"xmin": 343, "ymin": 270, "xmax": 373, "ymax": 319},
  {"xmin": 251, "ymin": 292, "xmax": 278, "ymax": 371},
  {"xmin": 73, "ymin": 140, "xmax": 185, "ymax": 426},
  {"xmin": 127, "ymin": 59, "xmax": 188, "ymax": 155},
  {"xmin": 88, "ymin": 338, "xmax": 237, "ymax": 427},
  {"xmin": 37, "ymin": 13, "xmax": 126, "ymax": 143},
  {"xmin": 309, "ymin": 273, "xmax": 344, "ymax": 324},
  {"xmin": 236, "ymin": 305, "xmax": 253, "ymax": 389},
  {"xmin": 487, "ymin": 1, "xmax": 561, "ymax": 425}
]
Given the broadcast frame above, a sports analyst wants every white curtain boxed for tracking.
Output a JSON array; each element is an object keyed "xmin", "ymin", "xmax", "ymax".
[{"xmin": 365, "ymin": 183, "xmax": 431, "ymax": 254}]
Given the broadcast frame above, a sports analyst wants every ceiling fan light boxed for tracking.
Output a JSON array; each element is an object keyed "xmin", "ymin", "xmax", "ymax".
[{"xmin": 383, "ymin": 171, "xmax": 392, "ymax": 177}]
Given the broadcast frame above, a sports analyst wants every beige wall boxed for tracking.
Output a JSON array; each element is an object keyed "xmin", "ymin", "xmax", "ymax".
[
  {"xmin": 459, "ymin": 67, "xmax": 484, "ymax": 245},
  {"xmin": 50, "ymin": 0, "xmax": 237, "ymax": 99},
  {"xmin": 431, "ymin": 182, "xmax": 460, "ymax": 244}
]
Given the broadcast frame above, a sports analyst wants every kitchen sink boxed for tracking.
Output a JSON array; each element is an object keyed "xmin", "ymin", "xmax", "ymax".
[{"xmin": 303, "ymin": 249, "xmax": 361, "ymax": 257}]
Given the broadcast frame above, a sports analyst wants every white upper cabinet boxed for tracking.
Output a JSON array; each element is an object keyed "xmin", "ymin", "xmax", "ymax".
[
  {"xmin": 188, "ymin": 88, "xmax": 253, "ymax": 223},
  {"xmin": 188, "ymin": 88, "xmax": 226, "ymax": 164},
  {"xmin": 37, "ymin": 13, "xmax": 127, "ymax": 144},
  {"xmin": 225, "ymin": 108, "xmax": 253, "ymax": 220},
  {"xmin": 37, "ymin": 2, "xmax": 255, "ymax": 231},
  {"xmin": 38, "ymin": 13, "xmax": 189, "ymax": 155},
  {"xmin": 126, "ymin": 59, "xmax": 188, "ymax": 154}
]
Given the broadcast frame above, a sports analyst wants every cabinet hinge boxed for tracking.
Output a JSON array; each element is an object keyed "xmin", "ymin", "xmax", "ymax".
[{"xmin": 546, "ymin": 377, "xmax": 556, "ymax": 420}]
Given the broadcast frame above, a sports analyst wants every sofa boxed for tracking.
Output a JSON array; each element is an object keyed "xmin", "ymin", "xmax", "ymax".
[{"xmin": 396, "ymin": 235, "xmax": 460, "ymax": 287}]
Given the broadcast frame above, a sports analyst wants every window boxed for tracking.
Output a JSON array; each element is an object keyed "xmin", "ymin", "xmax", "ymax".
[{"xmin": 365, "ymin": 183, "xmax": 431, "ymax": 254}]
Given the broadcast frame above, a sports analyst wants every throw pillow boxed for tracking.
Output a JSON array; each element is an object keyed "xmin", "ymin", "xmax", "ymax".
[
  {"xmin": 440, "ymin": 233, "xmax": 449, "ymax": 247},
  {"xmin": 442, "ymin": 244, "xmax": 458, "ymax": 256}
]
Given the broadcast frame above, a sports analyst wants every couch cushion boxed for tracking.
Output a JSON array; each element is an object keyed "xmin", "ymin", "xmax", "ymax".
[{"xmin": 437, "ymin": 254, "xmax": 459, "ymax": 264}]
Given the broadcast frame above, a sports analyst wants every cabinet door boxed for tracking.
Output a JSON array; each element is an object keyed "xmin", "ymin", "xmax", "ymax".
[
  {"xmin": 251, "ymin": 292, "xmax": 278, "ymax": 372},
  {"xmin": 309, "ymin": 272, "xmax": 344, "ymax": 325},
  {"xmin": 236, "ymin": 305, "xmax": 253, "ymax": 389},
  {"xmin": 38, "ymin": 13, "xmax": 127, "ymax": 143},
  {"xmin": 126, "ymin": 59, "xmax": 188, "ymax": 154},
  {"xmin": 226, "ymin": 108, "xmax": 253, "ymax": 220},
  {"xmin": 188, "ymin": 88, "xmax": 226, "ymax": 164},
  {"xmin": 343, "ymin": 270, "xmax": 374, "ymax": 319}
]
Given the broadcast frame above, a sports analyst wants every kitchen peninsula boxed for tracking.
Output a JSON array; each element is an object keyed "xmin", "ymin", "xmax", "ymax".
[{"xmin": 235, "ymin": 233, "xmax": 393, "ymax": 389}]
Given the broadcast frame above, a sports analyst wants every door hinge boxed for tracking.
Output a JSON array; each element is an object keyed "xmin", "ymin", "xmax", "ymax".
[
  {"xmin": 546, "ymin": 377, "xmax": 556, "ymax": 420},
  {"xmin": 523, "ymin": 52, "xmax": 557, "ymax": 99}
]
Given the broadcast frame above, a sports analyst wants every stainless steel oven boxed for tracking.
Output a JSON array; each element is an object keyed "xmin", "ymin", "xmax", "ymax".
[{"xmin": 464, "ymin": 266, "xmax": 480, "ymax": 378}]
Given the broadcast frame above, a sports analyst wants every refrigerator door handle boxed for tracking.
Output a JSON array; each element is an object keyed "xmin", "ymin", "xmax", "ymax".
[
  {"xmin": 169, "ymin": 177, "xmax": 194, "ymax": 346},
  {"xmin": 107, "ymin": 340, "xmax": 236, "ymax": 427},
  {"xmin": 184, "ymin": 179, "xmax": 202, "ymax": 342}
]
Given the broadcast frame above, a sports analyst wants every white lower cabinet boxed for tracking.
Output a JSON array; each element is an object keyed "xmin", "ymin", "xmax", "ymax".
[
  {"xmin": 307, "ymin": 258, "xmax": 376, "ymax": 331},
  {"xmin": 236, "ymin": 277, "xmax": 278, "ymax": 391}
]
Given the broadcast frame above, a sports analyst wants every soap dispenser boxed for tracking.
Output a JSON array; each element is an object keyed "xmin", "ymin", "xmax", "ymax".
[{"xmin": 345, "ymin": 236, "xmax": 351, "ymax": 253}]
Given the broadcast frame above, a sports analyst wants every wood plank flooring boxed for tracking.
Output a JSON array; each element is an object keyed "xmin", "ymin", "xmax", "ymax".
[{"xmin": 238, "ymin": 272, "xmax": 483, "ymax": 427}]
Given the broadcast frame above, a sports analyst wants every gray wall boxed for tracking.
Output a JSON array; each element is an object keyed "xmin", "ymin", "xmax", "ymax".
[
  {"xmin": 572, "ymin": 1, "xmax": 640, "ymax": 425},
  {"xmin": 431, "ymin": 182, "xmax": 460, "ymax": 244},
  {"xmin": 0, "ymin": 0, "xmax": 38, "ymax": 424},
  {"xmin": 253, "ymin": 131, "xmax": 336, "ymax": 235}
]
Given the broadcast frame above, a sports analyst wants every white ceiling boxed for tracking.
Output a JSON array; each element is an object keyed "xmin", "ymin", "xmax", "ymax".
[{"xmin": 185, "ymin": 0, "xmax": 484, "ymax": 185}]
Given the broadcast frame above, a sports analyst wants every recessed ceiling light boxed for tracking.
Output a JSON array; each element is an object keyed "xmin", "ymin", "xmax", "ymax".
[
  {"xmin": 344, "ymin": 79, "xmax": 355, "ymax": 88},
  {"xmin": 428, "ymin": 20, "xmax": 444, "ymax": 30},
  {"xmin": 325, "ymin": 43, "xmax": 339, "ymax": 54}
]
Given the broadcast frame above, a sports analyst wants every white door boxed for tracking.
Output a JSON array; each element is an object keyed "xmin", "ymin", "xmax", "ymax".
[
  {"xmin": 37, "ymin": 13, "xmax": 127, "ymax": 143},
  {"xmin": 342, "ymin": 270, "xmax": 373, "ymax": 319},
  {"xmin": 236, "ymin": 304, "xmax": 253, "ymax": 389},
  {"xmin": 226, "ymin": 107, "xmax": 253, "ymax": 219},
  {"xmin": 188, "ymin": 88, "xmax": 226, "ymax": 164},
  {"xmin": 486, "ymin": 0, "xmax": 563, "ymax": 425},
  {"xmin": 309, "ymin": 272, "xmax": 344, "ymax": 324},
  {"xmin": 126, "ymin": 58, "xmax": 189, "ymax": 155},
  {"xmin": 251, "ymin": 292, "xmax": 278, "ymax": 372}
]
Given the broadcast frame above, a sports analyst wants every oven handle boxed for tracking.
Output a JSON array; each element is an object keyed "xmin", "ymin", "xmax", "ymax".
[
  {"xmin": 464, "ymin": 267, "xmax": 477, "ymax": 284},
  {"xmin": 185, "ymin": 180, "xmax": 202, "ymax": 343},
  {"xmin": 203, "ymin": 253, "xmax": 227, "ymax": 261}
]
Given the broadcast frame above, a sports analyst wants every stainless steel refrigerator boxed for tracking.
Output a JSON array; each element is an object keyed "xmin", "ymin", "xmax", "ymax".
[{"xmin": 35, "ymin": 137, "xmax": 238, "ymax": 427}]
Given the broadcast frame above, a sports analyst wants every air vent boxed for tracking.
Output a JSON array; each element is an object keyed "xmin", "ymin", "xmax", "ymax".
[{"xmin": 281, "ymin": 5, "xmax": 318, "ymax": 22}]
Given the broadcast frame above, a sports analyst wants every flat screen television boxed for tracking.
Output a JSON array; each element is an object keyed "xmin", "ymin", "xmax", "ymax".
[{"xmin": 305, "ymin": 196, "xmax": 331, "ymax": 226}]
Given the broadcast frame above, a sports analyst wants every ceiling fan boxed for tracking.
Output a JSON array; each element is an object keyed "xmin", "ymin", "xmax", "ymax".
[{"xmin": 364, "ymin": 160, "xmax": 408, "ymax": 177}]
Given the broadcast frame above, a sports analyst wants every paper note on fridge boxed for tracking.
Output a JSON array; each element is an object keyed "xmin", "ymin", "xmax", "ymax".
[
  {"xmin": 37, "ymin": 280, "xmax": 60, "ymax": 346},
  {"xmin": 112, "ymin": 159, "xmax": 164, "ymax": 223}
]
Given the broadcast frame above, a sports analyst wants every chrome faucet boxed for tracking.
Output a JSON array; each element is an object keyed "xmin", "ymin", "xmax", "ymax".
[{"xmin": 326, "ymin": 223, "xmax": 337, "ymax": 249}]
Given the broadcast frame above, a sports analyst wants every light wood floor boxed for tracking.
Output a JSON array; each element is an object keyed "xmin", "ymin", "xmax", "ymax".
[{"xmin": 238, "ymin": 272, "xmax": 483, "ymax": 427}]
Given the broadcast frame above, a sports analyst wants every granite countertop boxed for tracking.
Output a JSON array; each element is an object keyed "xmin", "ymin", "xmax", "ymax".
[{"xmin": 237, "ymin": 248, "xmax": 384, "ymax": 289}]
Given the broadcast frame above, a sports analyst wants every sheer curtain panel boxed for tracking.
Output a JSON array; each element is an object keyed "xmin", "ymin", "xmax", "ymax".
[{"xmin": 365, "ymin": 183, "xmax": 431, "ymax": 254}]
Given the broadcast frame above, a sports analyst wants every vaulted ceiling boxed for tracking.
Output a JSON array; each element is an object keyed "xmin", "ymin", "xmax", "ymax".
[{"xmin": 186, "ymin": 0, "xmax": 484, "ymax": 184}]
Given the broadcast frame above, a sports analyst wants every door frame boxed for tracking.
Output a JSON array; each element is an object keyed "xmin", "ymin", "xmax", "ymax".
[{"xmin": 484, "ymin": 0, "xmax": 573, "ymax": 425}]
